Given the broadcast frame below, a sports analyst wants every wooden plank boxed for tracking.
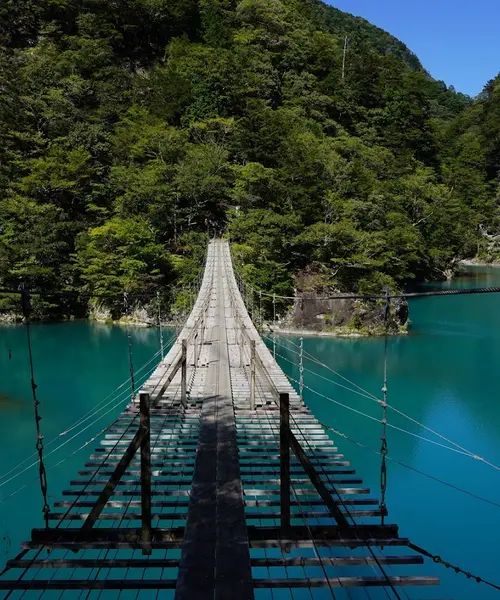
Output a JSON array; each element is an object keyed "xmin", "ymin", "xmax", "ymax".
[
  {"xmin": 48, "ymin": 508, "xmax": 384, "ymax": 521},
  {"xmin": 250, "ymin": 556, "xmax": 423, "ymax": 567},
  {"xmin": 7, "ymin": 559, "xmax": 180, "ymax": 569},
  {"xmin": 175, "ymin": 379, "xmax": 217, "ymax": 600},
  {"xmin": 54, "ymin": 498, "xmax": 379, "ymax": 508},
  {"xmin": 249, "ymin": 538, "xmax": 410, "ymax": 549},
  {"xmin": 62, "ymin": 490, "xmax": 191, "ymax": 497},
  {"xmin": 48, "ymin": 512, "xmax": 188, "ymax": 521},
  {"xmin": 253, "ymin": 577, "xmax": 440, "ymax": 588},
  {"xmin": 84, "ymin": 460, "xmax": 196, "ymax": 468},
  {"xmin": 23, "ymin": 541, "xmax": 183, "ymax": 550},
  {"xmin": 31, "ymin": 527, "xmax": 185, "ymax": 544},
  {"xmin": 243, "ymin": 488, "xmax": 370, "ymax": 496},
  {"xmin": 77, "ymin": 468, "xmax": 354, "ymax": 477},
  {"xmin": 70, "ymin": 479, "xmax": 195, "ymax": 486},
  {"xmin": 0, "ymin": 577, "xmax": 439, "ymax": 590},
  {"xmin": 245, "ymin": 509, "xmax": 386, "ymax": 518},
  {"xmin": 23, "ymin": 538, "xmax": 409, "ymax": 551},
  {"xmin": 247, "ymin": 524, "xmax": 398, "ymax": 541},
  {"xmin": 0, "ymin": 580, "xmax": 178, "ymax": 590},
  {"xmin": 66, "ymin": 487, "xmax": 371, "ymax": 497},
  {"xmin": 242, "ymin": 478, "xmax": 363, "ymax": 485}
]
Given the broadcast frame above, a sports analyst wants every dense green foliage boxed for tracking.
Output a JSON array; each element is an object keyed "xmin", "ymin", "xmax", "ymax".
[{"xmin": 0, "ymin": 0, "xmax": 498, "ymax": 315}]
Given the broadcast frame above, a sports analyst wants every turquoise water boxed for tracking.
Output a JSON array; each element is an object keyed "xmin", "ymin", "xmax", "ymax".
[
  {"xmin": 273, "ymin": 266, "xmax": 500, "ymax": 599},
  {"xmin": 1, "ymin": 268, "xmax": 500, "ymax": 598},
  {"xmin": 0, "ymin": 322, "xmax": 172, "ymax": 572}
]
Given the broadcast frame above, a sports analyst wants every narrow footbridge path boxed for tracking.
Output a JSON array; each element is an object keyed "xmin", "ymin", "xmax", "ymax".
[{"xmin": 0, "ymin": 240, "xmax": 442, "ymax": 599}]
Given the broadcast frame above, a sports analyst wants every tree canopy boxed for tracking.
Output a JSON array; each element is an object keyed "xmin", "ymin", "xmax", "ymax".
[{"xmin": 0, "ymin": 0, "xmax": 497, "ymax": 316}]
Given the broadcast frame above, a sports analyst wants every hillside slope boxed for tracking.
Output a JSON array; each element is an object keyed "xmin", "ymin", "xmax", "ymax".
[{"xmin": 0, "ymin": 0, "xmax": 492, "ymax": 316}]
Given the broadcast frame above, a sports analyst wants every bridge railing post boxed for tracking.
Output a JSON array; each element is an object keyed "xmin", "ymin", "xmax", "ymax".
[
  {"xmin": 280, "ymin": 392, "xmax": 291, "ymax": 533},
  {"xmin": 139, "ymin": 391, "xmax": 152, "ymax": 555},
  {"xmin": 250, "ymin": 340, "xmax": 256, "ymax": 410},
  {"xmin": 181, "ymin": 339, "xmax": 187, "ymax": 407}
]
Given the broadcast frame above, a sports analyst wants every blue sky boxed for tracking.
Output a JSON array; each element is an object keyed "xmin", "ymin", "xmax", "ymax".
[{"xmin": 328, "ymin": 0, "xmax": 499, "ymax": 97}]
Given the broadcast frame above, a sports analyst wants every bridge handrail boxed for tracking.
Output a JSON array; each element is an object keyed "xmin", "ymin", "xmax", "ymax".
[
  {"xmin": 139, "ymin": 243, "xmax": 216, "ymax": 405},
  {"xmin": 222, "ymin": 241, "xmax": 291, "ymax": 401}
]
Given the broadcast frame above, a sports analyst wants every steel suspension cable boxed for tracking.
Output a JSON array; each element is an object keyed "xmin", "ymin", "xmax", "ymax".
[
  {"xmin": 274, "ymin": 354, "xmax": 475, "ymax": 456},
  {"xmin": 314, "ymin": 421, "xmax": 500, "ymax": 510},
  {"xmin": 20, "ymin": 285, "xmax": 50, "ymax": 529},
  {"xmin": 287, "ymin": 410, "xmax": 397, "ymax": 600},
  {"xmin": 255, "ymin": 382, "xmax": 336, "ymax": 600},
  {"xmin": 268, "ymin": 334, "xmax": 500, "ymax": 470},
  {"xmin": 0, "ymin": 348, "xmax": 164, "ymax": 490},
  {"xmin": 7, "ymin": 411, "xmax": 140, "ymax": 598},
  {"xmin": 244, "ymin": 330, "xmax": 391, "ymax": 594},
  {"xmin": 255, "ymin": 369, "xmax": 375, "ymax": 599},
  {"xmin": 274, "ymin": 356, "xmax": 500, "ymax": 593},
  {"xmin": 123, "ymin": 293, "xmax": 136, "ymax": 402},
  {"xmin": 407, "ymin": 542, "xmax": 500, "ymax": 592},
  {"xmin": 380, "ymin": 290, "xmax": 390, "ymax": 526},
  {"xmin": 157, "ymin": 291, "xmax": 164, "ymax": 360}
]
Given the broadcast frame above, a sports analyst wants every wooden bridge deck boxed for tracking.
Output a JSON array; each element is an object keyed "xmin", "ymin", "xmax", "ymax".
[{"xmin": 0, "ymin": 240, "xmax": 442, "ymax": 599}]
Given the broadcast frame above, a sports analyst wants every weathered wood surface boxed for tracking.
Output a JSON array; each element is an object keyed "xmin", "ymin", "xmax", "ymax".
[{"xmin": 0, "ymin": 240, "xmax": 441, "ymax": 598}]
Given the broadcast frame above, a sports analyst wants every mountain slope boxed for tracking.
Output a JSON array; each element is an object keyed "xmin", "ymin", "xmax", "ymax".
[
  {"xmin": 0, "ymin": 0, "xmax": 492, "ymax": 317},
  {"xmin": 300, "ymin": 0, "xmax": 423, "ymax": 71}
]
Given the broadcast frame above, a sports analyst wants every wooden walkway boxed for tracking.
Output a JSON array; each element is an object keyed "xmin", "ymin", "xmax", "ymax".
[{"xmin": 0, "ymin": 240, "xmax": 442, "ymax": 599}]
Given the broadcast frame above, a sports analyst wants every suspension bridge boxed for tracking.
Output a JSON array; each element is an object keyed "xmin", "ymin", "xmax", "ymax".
[{"xmin": 0, "ymin": 238, "xmax": 471, "ymax": 598}]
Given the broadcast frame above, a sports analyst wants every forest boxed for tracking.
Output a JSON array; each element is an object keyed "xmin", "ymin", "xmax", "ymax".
[{"xmin": 1, "ymin": 0, "xmax": 500, "ymax": 317}]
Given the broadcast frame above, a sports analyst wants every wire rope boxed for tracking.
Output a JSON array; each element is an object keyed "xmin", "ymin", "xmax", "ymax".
[
  {"xmin": 268, "ymin": 335, "xmax": 500, "ymax": 470},
  {"xmin": 0, "ymin": 348, "xmax": 165, "ymax": 490}
]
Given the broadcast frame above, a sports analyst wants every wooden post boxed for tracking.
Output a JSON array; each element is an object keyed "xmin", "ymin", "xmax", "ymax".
[
  {"xmin": 181, "ymin": 339, "xmax": 187, "ymax": 407},
  {"xmin": 250, "ymin": 340, "xmax": 256, "ymax": 411},
  {"xmin": 139, "ymin": 392, "xmax": 151, "ymax": 555},
  {"xmin": 196, "ymin": 311, "xmax": 202, "ymax": 366},
  {"xmin": 238, "ymin": 326, "xmax": 243, "ymax": 368},
  {"xmin": 193, "ymin": 332, "xmax": 197, "ymax": 368},
  {"xmin": 279, "ymin": 392, "xmax": 290, "ymax": 533}
]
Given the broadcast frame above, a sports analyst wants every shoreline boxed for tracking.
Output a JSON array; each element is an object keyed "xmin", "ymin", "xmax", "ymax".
[
  {"xmin": 0, "ymin": 316, "xmax": 408, "ymax": 337},
  {"xmin": 262, "ymin": 325, "xmax": 408, "ymax": 339},
  {"xmin": 459, "ymin": 259, "xmax": 500, "ymax": 267}
]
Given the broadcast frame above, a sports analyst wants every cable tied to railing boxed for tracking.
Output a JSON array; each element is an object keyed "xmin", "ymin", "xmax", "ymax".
[{"xmin": 20, "ymin": 284, "xmax": 50, "ymax": 529}]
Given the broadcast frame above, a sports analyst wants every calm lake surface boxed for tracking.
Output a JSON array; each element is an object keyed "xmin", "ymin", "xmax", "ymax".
[{"xmin": 1, "ymin": 267, "xmax": 500, "ymax": 599}]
